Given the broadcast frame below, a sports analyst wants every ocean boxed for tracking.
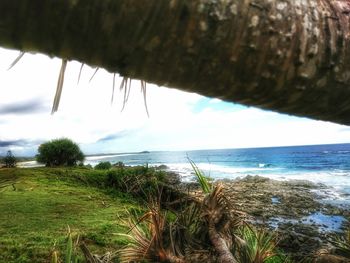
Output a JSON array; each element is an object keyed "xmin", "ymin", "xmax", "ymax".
[{"xmin": 85, "ymin": 143, "xmax": 350, "ymax": 207}]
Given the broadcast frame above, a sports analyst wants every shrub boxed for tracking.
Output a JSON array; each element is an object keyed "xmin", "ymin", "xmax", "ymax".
[
  {"xmin": 84, "ymin": 164, "xmax": 93, "ymax": 169},
  {"xmin": 234, "ymin": 225, "xmax": 278, "ymax": 263},
  {"xmin": 3, "ymin": 150, "xmax": 16, "ymax": 168},
  {"xmin": 95, "ymin": 161, "xmax": 112, "ymax": 170},
  {"xmin": 36, "ymin": 138, "xmax": 84, "ymax": 167},
  {"xmin": 104, "ymin": 166, "xmax": 166, "ymax": 198},
  {"xmin": 106, "ymin": 169, "xmax": 126, "ymax": 189},
  {"xmin": 114, "ymin": 161, "xmax": 125, "ymax": 168}
]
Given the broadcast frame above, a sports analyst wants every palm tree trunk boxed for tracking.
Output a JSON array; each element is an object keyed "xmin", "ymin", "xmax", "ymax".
[
  {"xmin": 0, "ymin": 0, "xmax": 350, "ymax": 124},
  {"xmin": 208, "ymin": 222, "xmax": 237, "ymax": 263}
]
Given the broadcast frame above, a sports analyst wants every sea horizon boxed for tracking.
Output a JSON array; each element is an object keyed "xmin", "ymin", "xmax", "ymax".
[
  {"xmin": 84, "ymin": 142, "xmax": 350, "ymax": 157},
  {"xmin": 9, "ymin": 142, "xmax": 350, "ymax": 158}
]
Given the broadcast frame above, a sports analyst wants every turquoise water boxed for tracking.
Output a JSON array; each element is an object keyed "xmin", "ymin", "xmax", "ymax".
[{"xmin": 85, "ymin": 143, "xmax": 350, "ymax": 206}]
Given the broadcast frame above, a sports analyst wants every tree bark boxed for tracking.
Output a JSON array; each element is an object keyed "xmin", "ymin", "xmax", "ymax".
[
  {"xmin": 0, "ymin": 0, "xmax": 350, "ymax": 125},
  {"xmin": 208, "ymin": 222, "xmax": 237, "ymax": 263}
]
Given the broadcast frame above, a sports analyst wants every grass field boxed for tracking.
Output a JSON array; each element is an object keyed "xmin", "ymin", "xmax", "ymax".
[{"xmin": 0, "ymin": 168, "xmax": 141, "ymax": 263}]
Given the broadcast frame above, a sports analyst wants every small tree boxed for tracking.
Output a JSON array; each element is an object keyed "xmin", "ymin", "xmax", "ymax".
[
  {"xmin": 3, "ymin": 150, "xmax": 16, "ymax": 168},
  {"xmin": 36, "ymin": 138, "xmax": 84, "ymax": 167}
]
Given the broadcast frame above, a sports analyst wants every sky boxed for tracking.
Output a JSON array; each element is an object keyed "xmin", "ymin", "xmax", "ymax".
[{"xmin": 0, "ymin": 47, "xmax": 349, "ymax": 156}]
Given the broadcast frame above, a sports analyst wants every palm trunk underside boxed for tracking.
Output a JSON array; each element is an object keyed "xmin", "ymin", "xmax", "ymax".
[{"xmin": 0, "ymin": 0, "xmax": 350, "ymax": 125}]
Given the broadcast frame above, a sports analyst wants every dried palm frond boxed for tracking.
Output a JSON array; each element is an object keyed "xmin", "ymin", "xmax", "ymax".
[
  {"xmin": 51, "ymin": 59, "xmax": 68, "ymax": 114},
  {"xmin": 112, "ymin": 76, "xmax": 150, "ymax": 116},
  {"xmin": 203, "ymin": 184, "xmax": 231, "ymax": 225},
  {"xmin": 89, "ymin": 67, "xmax": 99, "ymax": 82},
  {"xmin": 118, "ymin": 218, "xmax": 154, "ymax": 262},
  {"xmin": 80, "ymin": 243, "xmax": 112, "ymax": 263},
  {"xmin": 120, "ymin": 77, "xmax": 131, "ymax": 111},
  {"xmin": 119, "ymin": 203, "xmax": 185, "ymax": 263},
  {"xmin": 141, "ymin": 80, "xmax": 150, "ymax": 117},
  {"xmin": 111, "ymin": 74, "xmax": 116, "ymax": 104},
  {"xmin": 127, "ymin": 78, "xmax": 132, "ymax": 101},
  {"xmin": 77, "ymin": 63, "xmax": 84, "ymax": 84},
  {"xmin": 7, "ymin": 51, "xmax": 25, "ymax": 70}
]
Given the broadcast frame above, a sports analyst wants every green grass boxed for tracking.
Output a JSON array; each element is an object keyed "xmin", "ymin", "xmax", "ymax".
[{"xmin": 0, "ymin": 167, "xmax": 142, "ymax": 263}]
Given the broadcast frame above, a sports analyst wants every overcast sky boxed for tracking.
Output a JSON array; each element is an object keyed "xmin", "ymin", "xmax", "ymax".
[{"xmin": 0, "ymin": 47, "xmax": 349, "ymax": 156}]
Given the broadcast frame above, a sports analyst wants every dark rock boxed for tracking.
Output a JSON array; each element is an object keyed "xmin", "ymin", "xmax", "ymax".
[
  {"xmin": 164, "ymin": 171, "xmax": 181, "ymax": 185},
  {"xmin": 155, "ymin": 164, "xmax": 169, "ymax": 170},
  {"xmin": 240, "ymin": 175, "xmax": 270, "ymax": 183}
]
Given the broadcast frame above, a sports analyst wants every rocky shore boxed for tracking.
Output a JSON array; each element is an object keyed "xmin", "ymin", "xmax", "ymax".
[
  {"xmin": 166, "ymin": 171, "xmax": 350, "ymax": 261},
  {"xmin": 220, "ymin": 175, "xmax": 349, "ymax": 260}
]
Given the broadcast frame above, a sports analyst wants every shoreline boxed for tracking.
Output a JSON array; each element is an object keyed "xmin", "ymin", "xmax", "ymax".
[
  {"xmin": 168, "ymin": 172, "xmax": 350, "ymax": 260},
  {"xmin": 166, "ymin": 166, "xmax": 350, "ymax": 208}
]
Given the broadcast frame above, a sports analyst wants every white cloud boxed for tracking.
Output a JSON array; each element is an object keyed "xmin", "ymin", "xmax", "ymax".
[{"xmin": 0, "ymin": 47, "xmax": 349, "ymax": 156}]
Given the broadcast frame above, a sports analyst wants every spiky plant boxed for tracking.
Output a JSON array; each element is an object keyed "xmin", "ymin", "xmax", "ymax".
[
  {"xmin": 180, "ymin": 160, "xmax": 241, "ymax": 262},
  {"xmin": 118, "ymin": 203, "xmax": 185, "ymax": 263},
  {"xmin": 172, "ymin": 162, "xmax": 242, "ymax": 263},
  {"xmin": 202, "ymin": 184, "xmax": 240, "ymax": 263},
  {"xmin": 50, "ymin": 250, "xmax": 59, "ymax": 263},
  {"xmin": 188, "ymin": 158, "xmax": 212, "ymax": 194},
  {"xmin": 233, "ymin": 225, "xmax": 278, "ymax": 263},
  {"xmin": 50, "ymin": 227, "xmax": 81, "ymax": 263},
  {"xmin": 170, "ymin": 203, "xmax": 203, "ymax": 252},
  {"xmin": 118, "ymin": 161, "xmax": 243, "ymax": 263},
  {"xmin": 50, "ymin": 228, "xmax": 114, "ymax": 263}
]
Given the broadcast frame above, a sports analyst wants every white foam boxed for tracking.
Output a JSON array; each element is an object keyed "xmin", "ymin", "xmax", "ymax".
[
  {"xmin": 169, "ymin": 162, "xmax": 279, "ymax": 175},
  {"xmin": 165, "ymin": 163, "xmax": 350, "ymax": 206},
  {"xmin": 85, "ymin": 153, "xmax": 135, "ymax": 161}
]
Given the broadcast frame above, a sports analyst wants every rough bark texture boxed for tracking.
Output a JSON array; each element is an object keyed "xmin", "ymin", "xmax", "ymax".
[
  {"xmin": 0, "ymin": 0, "xmax": 350, "ymax": 124},
  {"xmin": 208, "ymin": 222, "xmax": 237, "ymax": 263}
]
